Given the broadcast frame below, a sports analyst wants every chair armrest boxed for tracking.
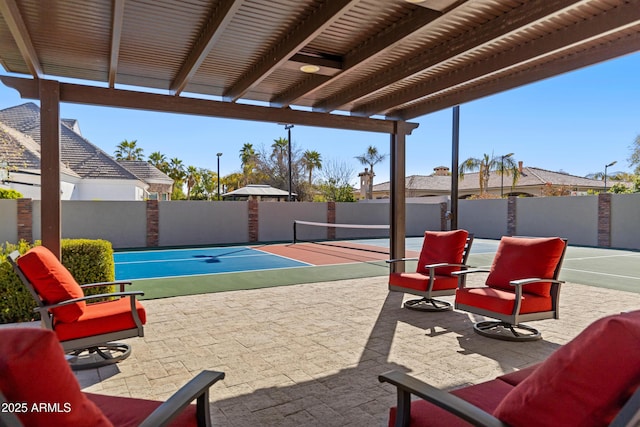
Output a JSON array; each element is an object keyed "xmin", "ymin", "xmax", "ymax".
[
  {"xmin": 139, "ymin": 370, "xmax": 225, "ymax": 427},
  {"xmin": 80, "ymin": 281, "xmax": 132, "ymax": 292},
  {"xmin": 36, "ymin": 291, "xmax": 144, "ymax": 312},
  {"xmin": 386, "ymin": 257, "xmax": 418, "ymax": 264},
  {"xmin": 378, "ymin": 371, "xmax": 508, "ymax": 427},
  {"xmin": 425, "ymin": 263, "xmax": 470, "ymax": 270},
  {"xmin": 510, "ymin": 278, "xmax": 564, "ymax": 286}
]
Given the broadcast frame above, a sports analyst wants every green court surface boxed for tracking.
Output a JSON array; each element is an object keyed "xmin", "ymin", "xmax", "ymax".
[{"xmin": 128, "ymin": 238, "xmax": 640, "ymax": 300}]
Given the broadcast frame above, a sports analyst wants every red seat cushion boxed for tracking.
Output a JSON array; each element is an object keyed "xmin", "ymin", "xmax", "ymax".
[
  {"xmin": 17, "ymin": 246, "xmax": 86, "ymax": 322},
  {"xmin": 494, "ymin": 310, "xmax": 640, "ymax": 427},
  {"xmin": 54, "ymin": 297, "xmax": 146, "ymax": 342},
  {"xmin": 389, "ymin": 272, "xmax": 458, "ymax": 293},
  {"xmin": 389, "ymin": 378, "xmax": 514, "ymax": 427},
  {"xmin": 86, "ymin": 393, "xmax": 198, "ymax": 427},
  {"xmin": 417, "ymin": 230, "xmax": 469, "ymax": 276},
  {"xmin": 455, "ymin": 287, "xmax": 552, "ymax": 315},
  {"xmin": 485, "ymin": 237, "xmax": 565, "ymax": 297},
  {"xmin": 0, "ymin": 328, "xmax": 113, "ymax": 427}
]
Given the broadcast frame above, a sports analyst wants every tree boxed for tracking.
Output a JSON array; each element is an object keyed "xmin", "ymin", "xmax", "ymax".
[
  {"xmin": 629, "ymin": 134, "xmax": 640, "ymax": 174},
  {"xmin": 168, "ymin": 158, "xmax": 186, "ymax": 199},
  {"xmin": 355, "ymin": 145, "xmax": 386, "ymax": 199},
  {"xmin": 301, "ymin": 150, "xmax": 322, "ymax": 184},
  {"xmin": 459, "ymin": 153, "xmax": 519, "ymax": 196},
  {"xmin": 148, "ymin": 151, "xmax": 169, "ymax": 174},
  {"xmin": 185, "ymin": 165, "xmax": 199, "ymax": 200},
  {"xmin": 239, "ymin": 143, "xmax": 257, "ymax": 185},
  {"xmin": 114, "ymin": 139, "xmax": 144, "ymax": 161},
  {"xmin": 316, "ymin": 159, "xmax": 356, "ymax": 202}
]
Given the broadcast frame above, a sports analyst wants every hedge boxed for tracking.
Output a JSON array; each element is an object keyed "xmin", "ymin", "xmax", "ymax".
[{"xmin": 0, "ymin": 239, "xmax": 116, "ymax": 324}]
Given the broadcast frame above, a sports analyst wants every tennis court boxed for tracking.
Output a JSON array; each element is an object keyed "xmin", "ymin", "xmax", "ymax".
[{"xmin": 115, "ymin": 236, "xmax": 640, "ymax": 299}]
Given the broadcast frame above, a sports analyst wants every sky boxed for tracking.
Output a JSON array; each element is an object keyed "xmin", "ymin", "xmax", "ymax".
[{"xmin": 1, "ymin": 51, "xmax": 639, "ymax": 185}]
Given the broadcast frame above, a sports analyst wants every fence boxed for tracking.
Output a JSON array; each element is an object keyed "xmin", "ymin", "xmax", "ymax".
[{"xmin": 0, "ymin": 194, "xmax": 638, "ymax": 250}]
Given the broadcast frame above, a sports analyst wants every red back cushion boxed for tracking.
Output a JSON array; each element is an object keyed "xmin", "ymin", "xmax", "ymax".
[
  {"xmin": 494, "ymin": 310, "xmax": 640, "ymax": 427},
  {"xmin": 485, "ymin": 236, "xmax": 565, "ymax": 297},
  {"xmin": 0, "ymin": 328, "xmax": 113, "ymax": 427},
  {"xmin": 417, "ymin": 230, "xmax": 469, "ymax": 276},
  {"xmin": 17, "ymin": 246, "xmax": 86, "ymax": 322}
]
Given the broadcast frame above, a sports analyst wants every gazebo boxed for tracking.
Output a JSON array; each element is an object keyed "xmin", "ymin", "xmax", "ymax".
[{"xmin": 1, "ymin": 0, "xmax": 638, "ymax": 271}]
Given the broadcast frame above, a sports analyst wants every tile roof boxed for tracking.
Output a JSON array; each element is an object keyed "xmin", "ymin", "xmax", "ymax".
[
  {"xmin": 373, "ymin": 167, "xmax": 606, "ymax": 192},
  {"xmin": 118, "ymin": 160, "xmax": 173, "ymax": 184},
  {"xmin": 223, "ymin": 184, "xmax": 294, "ymax": 197},
  {"xmin": 0, "ymin": 103, "xmax": 141, "ymax": 181}
]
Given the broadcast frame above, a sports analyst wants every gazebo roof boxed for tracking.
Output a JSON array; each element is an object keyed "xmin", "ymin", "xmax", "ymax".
[
  {"xmin": 1, "ymin": 0, "xmax": 637, "ymax": 122},
  {"xmin": 222, "ymin": 185, "xmax": 295, "ymax": 198}
]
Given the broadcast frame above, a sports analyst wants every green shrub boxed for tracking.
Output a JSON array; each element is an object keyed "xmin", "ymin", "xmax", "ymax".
[
  {"xmin": 0, "ymin": 239, "xmax": 116, "ymax": 324},
  {"xmin": 0, "ymin": 188, "xmax": 23, "ymax": 199}
]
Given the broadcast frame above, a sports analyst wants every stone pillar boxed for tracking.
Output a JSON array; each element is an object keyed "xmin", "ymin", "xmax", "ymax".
[
  {"xmin": 248, "ymin": 199, "xmax": 259, "ymax": 242},
  {"xmin": 146, "ymin": 200, "xmax": 159, "ymax": 247},
  {"xmin": 597, "ymin": 193, "xmax": 612, "ymax": 247},
  {"xmin": 17, "ymin": 198, "xmax": 33, "ymax": 243},
  {"xmin": 327, "ymin": 201, "xmax": 336, "ymax": 240},
  {"xmin": 507, "ymin": 196, "xmax": 517, "ymax": 236}
]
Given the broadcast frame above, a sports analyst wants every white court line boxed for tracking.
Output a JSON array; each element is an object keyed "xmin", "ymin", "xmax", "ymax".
[
  {"xmin": 565, "ymin": 253, "xmax": 640, "ymax": 261},
  {"xmin": 562, "ymin": 268, "xmax": 640, "ymax": 281},
  {"xmin": 116, "ymin": 252, "xmax": 273, "ymax": 265},
  {"xmin": 251, "ymin": 247, "xmax": 314, "ymax": 266}
]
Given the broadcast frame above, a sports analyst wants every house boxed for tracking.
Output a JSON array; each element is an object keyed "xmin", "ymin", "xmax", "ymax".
[
  {"xmin": 0, "ymin": 103, "xmax": 172, "ymax": 200},
  {"xmin": 367, "ymin": 163, "xmax": 610, "ymax": 199}
]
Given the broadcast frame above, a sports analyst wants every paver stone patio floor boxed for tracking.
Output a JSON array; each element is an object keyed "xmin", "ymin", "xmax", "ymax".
[{"xmin": 76, "ymin": 275, "xmax": 640, "ymax": 426}]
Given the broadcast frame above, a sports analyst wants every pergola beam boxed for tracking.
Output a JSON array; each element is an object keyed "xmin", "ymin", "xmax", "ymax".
[
  {"xmin": 0, "ymin": 76, "xmax": 418, "ymax": 135},
  {"xmin": 271, "ymin": 5, "xmax": 442, "ymax": 108},
  {"xmin": 223, "ymin": 0, "xmax": 356, "ymax": 102},
  {"xmin": 395, "ymin": 30, "xmax": 640, "ymax": 119},
  {"xmin": 108, "ymin": 0, "xmax": 125, "ymax": 88},
  {"xmin": 170, "ymin": 0, "xmax": 241, "ymax": 95},
  {"xmin": 355, "ymin": 0, "xmax": 640, "ymax": 117},
  {"xmin": 316, "ymin": 0, "xmax": 586, "ymax": 113},
  {"xmin": 0, "ymin": 0, "xmax": 43, "ymax": 78}
]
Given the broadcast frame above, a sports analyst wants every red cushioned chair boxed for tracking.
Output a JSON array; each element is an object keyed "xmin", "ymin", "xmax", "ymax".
[
  {"xmin": 379, "ymin": 310, "xmax": 640, "ymax": 427},
  {"xmin": 8, "ymin": 246, "xmax": 146, "ymax": 370},
  {"xmin": 387, "ymin": 230, "xmax": 473, "ymax": 312},
  {"xmin": 0, "ymin": 328, "xmax": 224, "ymax": 427},
  {"xmin": 453, "ymin": 236, "xmax": 567, "ymax": 341}
]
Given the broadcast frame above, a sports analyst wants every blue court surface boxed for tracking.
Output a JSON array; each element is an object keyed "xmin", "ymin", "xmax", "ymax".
[{"xmin": 114, "ymin": 246, "xmax": 310, "ymax": 280}]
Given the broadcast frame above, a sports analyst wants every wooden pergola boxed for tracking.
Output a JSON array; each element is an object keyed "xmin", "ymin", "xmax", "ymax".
[{"xmin": 1, "ymin": 0, "xmax": 638, "ymax": 267}]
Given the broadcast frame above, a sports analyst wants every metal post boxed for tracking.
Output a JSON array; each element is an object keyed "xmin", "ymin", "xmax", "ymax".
[
  {"xmin": 500, "ymin": 153, "xmax": 514, "ymax": 198},
  {"xmin": 451, "ymin": 106, "xmax": 460, "ymax": 230},
  {"xmin": 604, "ymin": 160, "xmax": 617, "ymax": 191},
  {"xmin": 216, "ymin": 152, "xmax": 222, "ymax": 200},
  {"xmin": 285, "ymin": 124, "xmax": 294, "ymax": 201}
]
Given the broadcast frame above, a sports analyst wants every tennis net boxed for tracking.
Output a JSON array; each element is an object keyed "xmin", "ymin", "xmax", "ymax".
[{"xmin": 293, "ymin": 220, "xmax": 390, "ymax": 244}]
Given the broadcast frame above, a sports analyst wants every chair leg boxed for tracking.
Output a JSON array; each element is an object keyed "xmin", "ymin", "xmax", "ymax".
[
  {"xmin": 473, "ymin": 321, "xmax": 542, "ymax": 342},
  {"xmin": 67, "ymin": 343, "xmax": 132, "ymax": 371},
  {"xmin": 404, "ymin": 297, "xmax": 453, "ymax": 312}
]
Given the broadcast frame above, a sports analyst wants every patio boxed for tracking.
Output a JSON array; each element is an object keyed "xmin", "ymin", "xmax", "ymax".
[{"xmin": 76, "ymin": 274, "xmax": 640, "ymax": 426}]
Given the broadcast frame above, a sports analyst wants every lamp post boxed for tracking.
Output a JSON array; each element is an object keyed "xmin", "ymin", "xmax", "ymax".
[
  {"xmin": 284, "ymin": 124, "xmax": 294, "ymax": 201},
  {"xmin": 500, "ymin": 152, "xmax": 514, "ymax": 198},
  {"xmin": 216, "ymin": 152, "xmax": 222, "ymax": 200},
  {"xmin": 604, "ymin": 160, "xmax": 617, "ymax": 191}
]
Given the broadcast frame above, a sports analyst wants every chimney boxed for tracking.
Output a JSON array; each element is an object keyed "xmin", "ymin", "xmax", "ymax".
[{"xmin": 518, "ymin": 161, "xmax": 523, "ymax": 174}]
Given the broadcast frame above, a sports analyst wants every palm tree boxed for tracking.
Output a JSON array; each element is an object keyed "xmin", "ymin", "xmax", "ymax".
[
  {"xmin": 459, "ymin": 153, "xmax": 519, "ymax": 196},
  {"xmin": 355, "ymin": 145, "xmax": 386, "ymax": 199},
  {"xmin": 185, "ymin": 165, "xmax": 199, "ymax": 200},
  {"xmin": 301, "ymin": 150, "xmax": 322, "ymax": 184},
  {"xmin": 148, "ymin": 151, "xmax": 169, "ymax": 174},
  {"xmin": 239, "ymin": 143, "xmax": 257, "ymax": 184},
  {"xmin": 114, "ymin": 139, "xmax": 144, "ymax": 161},
  {"xmin": 271, "ymin": 137, "xmax": 289, "ymax": 167}
]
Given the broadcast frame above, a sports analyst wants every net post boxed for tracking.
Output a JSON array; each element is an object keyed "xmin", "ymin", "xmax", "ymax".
[{"xmin": 293, "ymin": 220, "xmax": 297, "ymax": 244}]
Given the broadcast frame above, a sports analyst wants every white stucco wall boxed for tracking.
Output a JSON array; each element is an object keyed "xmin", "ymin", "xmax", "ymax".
[
  {"xmin": 159, "ymin": 201, "xmax": 248, "ymax": 246},
  {"xmin": 0, "ymin": 199, "xmax": 17, "ymax": 245},
  {"xmin": 74, "ymin": 180, "xmax": 147, "ymax": 201},
  {"xmin": 459, "ymin": 199, "xmax": 508, "ymax": 239},
  {"xmin": 516, "ymin": 195, "xmax": 598, "ymax": 246},
  {"xmin": 259, "ymin": 202, "xmax": 327, "ymax": 243},
  {"xmin": 61, "ymin": 201, "xmax": 147, "ymax": 248},
  {"xmin": 611, "ymin": 193, "xmax": 640, "ymax": 250}
]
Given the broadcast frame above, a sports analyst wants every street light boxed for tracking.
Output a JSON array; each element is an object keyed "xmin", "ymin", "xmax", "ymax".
[
  {"xmin": 500, "ymin": 152, "xmax": 514, "ymax": 198},
  {"xmin": 284, "ymin": 124, "xmax": 294, "ymax": 202},
  {"xmin": 604, "ymin": 160, "xmax": 617, "ymax": 191},
  {"xmin": 216, "ymin": 152, "xmax": 223, "ymax": 200}
]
